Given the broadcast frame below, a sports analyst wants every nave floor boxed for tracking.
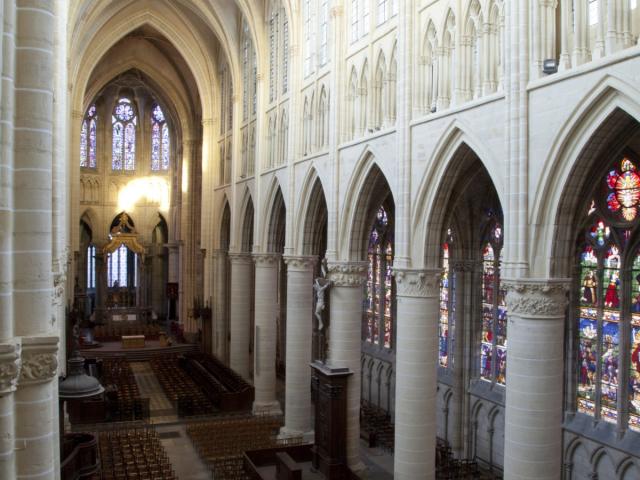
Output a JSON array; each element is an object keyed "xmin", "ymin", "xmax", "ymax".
[{"xmin": 127, "ymin": 360, "xmax": 395, "ymax": 479}]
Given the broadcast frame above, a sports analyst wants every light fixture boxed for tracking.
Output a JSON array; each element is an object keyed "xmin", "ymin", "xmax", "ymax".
[{"xmin": 543, "ymin": 59, "xmax": 558, "ymax": 75}]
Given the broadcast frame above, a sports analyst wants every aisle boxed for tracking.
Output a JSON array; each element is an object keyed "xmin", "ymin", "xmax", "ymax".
[
  {"xmin": 130, "ymin": 361, "xmax": 177, "ymax": 423},
  {"xmin": 157, "ymin": 424, "xmax": 212, "ymax": 480}
]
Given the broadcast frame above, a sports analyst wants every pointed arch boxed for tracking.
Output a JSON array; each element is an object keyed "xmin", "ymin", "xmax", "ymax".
[
  {"xmin": 373, "ymin": 51, "xmax": 387, "ymax": 130},
  {"xmin": 412, "ymin": 120, "xmax": 504, "ymax": 266},
  {"xmin": 388, "ymin": 43, "xmax": 397, "ymax": 123},
  {"xmin": 531, "ymin": 76, "xmax": 640, "ymax": 277},
  {"xmin": 360, "ymin": 60, "xmax": 370, "ymax": 133},
  {"xmin": 296, "ymin": 168, "xmax": 329, "ymax": 257},
  {"xmin": 260, "ymin": 177, "xmax": 287, "ymax": 253},
  {"xmin": 348, "ymin": 67, "xmax": 359, "ymax": 139},
  {"xmin": 340, "ymin": 151, "xmax": 395, "ymax": 261},
  {"xmin": 238, "ymin": 190, "xmax": 255, "ymax": 253},
  {"xmin": 317, "ymin": 86, "xmax": 329, "ymax": 149},
  {"xmin": 218, "ymin": 197, "xmax": 232, "ymax": 251}
]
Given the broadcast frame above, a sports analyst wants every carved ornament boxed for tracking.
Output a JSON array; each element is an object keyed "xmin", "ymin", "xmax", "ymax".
[
  {"xmin": 393, "ymin": 268, "xmax": 441, "ymax": 298},
  {"xmin": 228, "ymin": 252, "xmax": 253, "ymax": 265},
  {"xmin": 284, "ymin": 255, "xmax": 317, "ymax": 271},
  {"xmin": 0, "ymin": 343, "xmax": 21, "ymax": 394},
  {"xmin": 327, "ymin": 262, "xmax": 367, "ymax": 287},
  {"xmin": 19, "ymin": 336, "xmax": 59, "ymax": 386},
  {"xmin": 253, "ymin": 253, "xmax": 281, "ymax": 266},
  {"xmin": 503, "ymin": 279, "xmax": 570, "ymax": 318}
]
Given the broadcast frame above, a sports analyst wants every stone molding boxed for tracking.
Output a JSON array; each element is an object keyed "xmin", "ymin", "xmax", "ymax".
[
  {"xmin": 19, "ymin": 336, "xmax": 59, "ymax": 386},
  {"xmin": 327, "ymin": 262, "xmax": 367, "ymax": 287},
  {"xmin": 503, "ymin": 278, "xmax": 571, "ymax": 318},
  {"xmin": 0, "ymin": 342, "xmax": 21, "ymax": 394},
  {"xmin": 228, "ymin": 252, "xmax": 253, "ymax": 265},
  {"xmin": 253, "ymin": 253, "xmax": 281, "ymax": 266},
  {"xmin": 393, "ymin": 268, "xmax": 441, "ymax": 298},
  {"xmin": 283, "ymin": 255, "xmax": 317, "ymax": 271}
]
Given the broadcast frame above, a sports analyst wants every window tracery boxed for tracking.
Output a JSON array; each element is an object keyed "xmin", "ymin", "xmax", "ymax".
[
  {"xmin": 480, "ymin": 220, "xmax": 507, "ymax": 385},
  {"xmin": 80, "ymin": 104, "xmax": 97, "ymax": 168},
  {"xmin": 112, "ymin": 98, "xmax": 137, "ymax": 171},
  {"xmin": 365, "ymin": 206, "xmax": 394, "ymax": 349},
  {"xmin": 151, "ymin": 104, "xmax": 169, "ymax": 171},
  {"xmin": 576, "ymin": 155, "xmax": 640, "ymax": 431}
]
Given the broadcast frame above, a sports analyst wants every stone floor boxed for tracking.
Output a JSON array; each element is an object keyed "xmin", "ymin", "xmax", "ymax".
[
  {"xmin": 130, "ymin": 361, "xmax": 178, "ymax": 423},
  {"xmin": 156, "ymin": 424, "xmax": 212, "ymax": 480}
]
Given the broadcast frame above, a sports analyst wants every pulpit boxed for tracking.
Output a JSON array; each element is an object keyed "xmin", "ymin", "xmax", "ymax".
[{"xmin": 310, "ymin": 360, "xmax": 352, "ymax": 479}]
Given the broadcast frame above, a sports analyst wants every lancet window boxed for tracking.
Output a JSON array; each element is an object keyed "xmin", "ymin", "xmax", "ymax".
[
  {"xmin": 80, "ymin": 104, "xmax": 97, "ymax": 168},
  {"xmin": 576, "ymin": 156, "xmax": 640, "ymax": 431},
  {"xmin": 112, "ymin": 98, "xmax": 137, "ymax": 171},
  {"xmin": 151, "ymin": 104, "xmax": 169, "ymax": 171},
  {"xmin": 364, "ymin": 206, "xmax": 394, "ymax": 349}
]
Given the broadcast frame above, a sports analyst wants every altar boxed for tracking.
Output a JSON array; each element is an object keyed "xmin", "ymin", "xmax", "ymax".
[{"xmin": 121, "ymin": 335, "xmax": 145, "ymax": 349}]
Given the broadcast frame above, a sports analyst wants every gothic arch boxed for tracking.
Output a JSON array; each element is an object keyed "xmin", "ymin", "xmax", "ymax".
[
  {"xmin": 238, "ymin": 189, "xmax": 255, "ymax": 253},
  {"xmin": 339, "ymin": 146, "xmax": 396, "ymax": 260},
  {"xmin": 412, "ymin": 121, "xmax": 504, "ymax": 267},
  {"xmin": 295, "ymin": 167, "xmax": 328, "ymax": 256},
  {"xmin": 266, "ymin": 188, "xmax": 287, "ymax": 254},
  {"xmin": 531, "ymin": 76, "xmax": 640, "ymax": 277},
  {"xmin": 218, "ymin": 197, "xmax": 232, "ymax": 250},
  {"xmin": 259, "ymin": 176, "xmax": 287, "ymax": 252}
]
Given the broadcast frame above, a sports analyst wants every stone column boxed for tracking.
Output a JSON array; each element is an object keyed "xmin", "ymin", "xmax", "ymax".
[
  {"xmin": 212, "ymin": 249, "xmax": 229, "ymax": 361},
  {"xmin": 502, "ymin": 279, "xmax": 569, "ymax": 480},
  {"xmin": 229, "ymin": 253, "xmax": 253, "ymax": 379},
  {"xmin": 393, "ymin": 268, "xmax": 441, "ymax": 480},
  {"xmin": 252, "ymin": 253, "xmax": 282, "ymax": 415},
  {"xmin": 326, "ymin": 262, "xmax": 366, "ymax": 472},
  {"xmin": 0, "ymin": 343, "xmax": 19, "ymax": 479},
  {"xmin": 13, "ymin": 3, "xmax": 60, "ymax": 477},
  {"xmin": 281, "ymin": 256, "xmax": 316, "ymax": 438}
]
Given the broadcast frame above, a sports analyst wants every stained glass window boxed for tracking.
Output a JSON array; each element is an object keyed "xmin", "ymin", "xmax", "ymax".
[
  {"xmin": 364, "ymin": 206, "xmax": 394, "ymax": 349},
  {"xmin": 107, "ymin": 244, "xmax": 138, "ymax": 288},
  {"xmin": 480, "ymin": 222, "xmax": 507, "ymax": 385},
  {"xmin": 80, "ymin": 104, "xmax": 97, "ymax": 168},
  {"xmin": 112, "ymin": 98, "xmax": 136, "ymax": 171},
  {"xmin": 439, "ymin": 231, "xmax": 456, "ymax": 368},
  {"xmin": 576, "ymin": 156, "xmax": 640, "ymax": 432},
  {"xmin": 87, "ymin": 244, "xmax": 96, "ymax": 290},
  {"xmin": 151, "ymin": 104, "xmax": 169, "ymax": 171}
]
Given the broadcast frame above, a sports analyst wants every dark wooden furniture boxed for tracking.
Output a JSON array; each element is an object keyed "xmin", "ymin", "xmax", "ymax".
[
  {"xmin": 311, "ymin": 361, "xmax": 352, "ymax": 479},
  {"xmin": 275, "ymin": 452, "xmax": 302, "ymax": 480},
  {"xmin": 60, "ymin": 433, "xmax": 100, "ymax": 480}
]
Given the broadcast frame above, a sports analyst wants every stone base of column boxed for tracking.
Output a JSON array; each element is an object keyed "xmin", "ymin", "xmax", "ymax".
[
  {"xmin": 252, "ymin": 400, "xmax": 282, "ymax": 417},
  {"xmin": 278, "ymin": 427, "xmax": 314, "ymax": 443}
]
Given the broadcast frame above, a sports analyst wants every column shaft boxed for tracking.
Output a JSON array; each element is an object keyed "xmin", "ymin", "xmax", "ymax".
[
  {"xmin": 327, "ymin": 262, "xmax": 366, "ymax": 471},
  {"xmin": 503, "ymin": 279, "xmax": 568, "ymax": 480},
  {"xmin": 229, "ymin": 253, "xmax": 252, "ymax": 380},
  {"xmin": 393, "ymin": 269, "xmax": 440, "ymax": 480},
  {"xmin": 253, "ymin": 254, "xmax": 282, "ymax": 415},
  {"xmin": 282, "ymin": 256, "xmax": 316, "ymax": 436}
]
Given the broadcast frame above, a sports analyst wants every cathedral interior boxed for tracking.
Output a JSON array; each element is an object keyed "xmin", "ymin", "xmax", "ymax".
[{"xmin": 1, "ymin": 1, "xmax": 640, "ymax": 479}]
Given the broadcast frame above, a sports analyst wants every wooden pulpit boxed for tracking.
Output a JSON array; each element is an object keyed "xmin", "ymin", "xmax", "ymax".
[{"xmin": 310, "ymin": 360, "xmax": 352, "ymax": 479}]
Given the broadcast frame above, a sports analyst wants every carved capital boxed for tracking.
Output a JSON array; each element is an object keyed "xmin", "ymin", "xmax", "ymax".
[
  {"xmin": 503, "ymin": 278, "xmax": 570, "ymax": 318},
  {"xmin": 228, "ymin": 252, "xmax": 253, "ymax": 265},
  {"xmin": 393, "ymin": 268, "xmax": 441, "ymax": 298},
  {"xmin": 284, "ymin": 255, "xmax": 317, "ymax": 271},
  {"xmin": 0, "ymin": 342, "xmax": 21, "ymax": 394},
  {"xmin": 19, "ymin": 336, "xmax": 59, "ymax": 386},
  {"xmin": 253, "ymin": 253, "xmax": 281, "ymax": 266},
  {"xmin": 327, "ymin": 262, "xmax": 367, "ymax": 287}
]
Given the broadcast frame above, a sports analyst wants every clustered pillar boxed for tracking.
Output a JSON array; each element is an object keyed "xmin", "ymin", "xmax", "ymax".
[
  {"xmin": 326, "ymin": 262, "xmax": 367, "ymax": 472},
  {"xmin": 252, "ymin": 253, "xmax": 282, "ymax": 415},
  {"xmin": 503, "ymin": 279, "xmax": 569, "ymax": 480},
  {"xmin": 393, "ymin": 268, "xmax": 441, "ymax": 480},
  {"xmin": 281, "ymin": 256, "xmax": 316, "ymax": 438}
]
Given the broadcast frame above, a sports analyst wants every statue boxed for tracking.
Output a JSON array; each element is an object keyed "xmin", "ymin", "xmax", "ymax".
[
  {"xmin": 314, "ymin": 278, "xmax": 332, "ymax": 331},
  {"xmin": 313, "ymin": 258, "xmax": 332, "ymax": 332}
]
